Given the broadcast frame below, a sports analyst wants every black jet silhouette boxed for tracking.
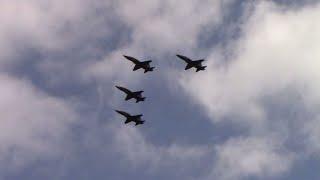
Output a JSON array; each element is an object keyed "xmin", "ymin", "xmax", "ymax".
[
  {"xmin": 115, "ymin": 110, "xmax": 145, "ymax": 126},
  {"xmin": 123, "ymin": 55, "xmax": 155, "ymax": 73},
  {"xmin": 115, "ymin": 86, "xmax": 146, "ymax": 103},
  {"xmin": 176, "ymin": 54, "xmax": 207, "ymax": 72}
]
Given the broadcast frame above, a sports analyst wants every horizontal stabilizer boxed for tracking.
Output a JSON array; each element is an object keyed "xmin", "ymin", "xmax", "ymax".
[
  {"xmin": 196, "ymin": 66, "xmax": 207, "ymax": 72},
  {"xmin": 136, "ymin": 97, "xmax": 146, "ymax": 103},
  {"xmin": 135, "ymin": 121, "xmax": 145, "ymax": 126},
  {"xmin": 144, "ymin": 67, "xmax": 155, "ymax": 73}
]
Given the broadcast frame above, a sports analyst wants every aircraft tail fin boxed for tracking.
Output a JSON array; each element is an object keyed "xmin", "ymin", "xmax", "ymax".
[
  {"xmin": 144, "ymin": 67, "xmax": 155, "ymax": 73},
  {"xmin": 136, "ymin": 97, "xmax": 146, "ymax": 103},
  {"xmin": 135, "ymin": 121, "xmax": 145, "ymax": 126},
  {"xmin": 196, "ymin": 66, "xmax": 206, "ymax": 72}
]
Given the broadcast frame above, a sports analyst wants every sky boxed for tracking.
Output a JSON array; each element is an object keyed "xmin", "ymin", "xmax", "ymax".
[{"xmin": 0, "ymin": 0, "xmax": 320, "ymax": 179}]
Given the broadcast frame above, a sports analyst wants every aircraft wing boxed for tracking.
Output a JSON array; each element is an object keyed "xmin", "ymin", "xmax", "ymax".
[
  {"xmin": 116, "ymin": 86, "xmax": 131, "ymax": 94},
  {"xmin": 124, "ymin": 55, "xmax": 140, "ymax": 64},
  {"xmin": 115, "ymin": 110, "xmax": 131, "ymax": 117},
  {"xmin": 176, "ymin": 54, "xmax": 191, "ymax": 62}
]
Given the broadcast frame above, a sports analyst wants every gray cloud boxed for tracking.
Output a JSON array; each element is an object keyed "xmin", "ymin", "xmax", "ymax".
[
  {"xmin": 0, "ymin": 74, "xmax": 76, "ymax": 175},
  {"xmin": 177, "ymin": 1, "xmax": 320, "ymax": 179},
  {"xmin": 210, "ymin": 136, "xmax": 294, "ymax": 180},
  {"xmin": 1, "ymin": 0, "xmax": 319, "ymax": 180}
]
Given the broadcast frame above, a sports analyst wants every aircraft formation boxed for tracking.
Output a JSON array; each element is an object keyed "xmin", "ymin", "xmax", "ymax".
[{"xmin": 115, "ymin": 54, "xmax": 207, "ymax": 126}]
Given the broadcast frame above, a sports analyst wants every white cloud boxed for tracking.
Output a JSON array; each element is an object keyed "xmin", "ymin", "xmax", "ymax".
[
  {"xmin": 114, "ymin": 0, "xmax": 227, "ymax": 50},
  {"xmin": 303, "ymin": 115, "xmax": 320, "ymax": 154},
  {"xmin": 210, "ymin": 136, "xmax": 294, "ymax": 180},
  {"xmin": 0, "ymin": 0, "xmax": 115, "ymax": 174},
  {"xmin": 0, "ymin": 0, "xmax": 112, "ymax": 69},
  {"xmin": 112, "ymin": 123, "xmax": 210, "ymax": 171},
  {"xmin": 3, "ymin": 0, "xmax": 320, "ymax": 179},
  {"xmin": 178, "ymin": 1, "xmax": 320, "ymax": 129},
  {"xmin": 87, "ymin": 0, "xmax": 234, "ymax": 81},
  {"xmin": 0, "ymin": 74, "xmax": 76, "ymax": 170},
  {"xmin": 176, "ymin": 1, "xmax": 320, "ymax": 178}
]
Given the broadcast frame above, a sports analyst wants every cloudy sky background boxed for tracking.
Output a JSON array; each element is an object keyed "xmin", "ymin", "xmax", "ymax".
[{"xmin": 0, "ymin": 0, "xmax": 320, "ymax": 179}]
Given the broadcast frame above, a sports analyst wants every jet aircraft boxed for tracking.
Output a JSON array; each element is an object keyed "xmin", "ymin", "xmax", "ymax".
[
  {"xmin": 115, "ymin": 110, "xmax": 145, "ymax": 126},
  {"xmin": 115, "ymin": 86, "xmax": 146, "ymax": 103},
  {"xmin": 176, "ymin": 54, "xmax": 207, "ymax": 72},
  {"xmin": 123, "ymin": 55, "xmax": 155, "ymax": 73}
]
